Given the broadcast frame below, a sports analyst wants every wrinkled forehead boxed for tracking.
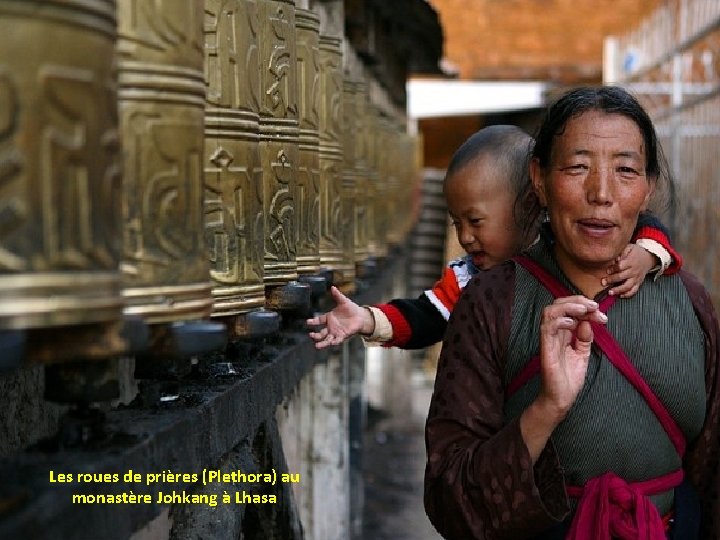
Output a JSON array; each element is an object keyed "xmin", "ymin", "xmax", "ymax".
[{"xmin": 549, "ymin": 110, "xmax": 646, "ymax": 162}]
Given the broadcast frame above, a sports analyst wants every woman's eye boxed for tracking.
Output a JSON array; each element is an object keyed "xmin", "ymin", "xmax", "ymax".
[
  {"xmin": 470, "ymin": 218, "xmax": 483, "ymax": 226},
  {"xmin": 563, "ymin": 164, "xmax": 588, "ymax": 174},
  {"xmin": 618, "ymin": 166, "xmax": 639, "ymax": 175}
]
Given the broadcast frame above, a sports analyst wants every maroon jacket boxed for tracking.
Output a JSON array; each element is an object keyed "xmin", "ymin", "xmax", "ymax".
[{"xmin": 424, "ymin": 261, "xmax": 720, "ymax": 539}]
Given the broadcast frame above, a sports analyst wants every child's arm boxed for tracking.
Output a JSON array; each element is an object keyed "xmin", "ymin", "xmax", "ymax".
[
  {"xmin": 305, "ymin": 286, "xmax": 447, "ymax": 350},
  {"xmin": 602, "ymin": 212, "xmax": 683, "ymax": 298},
  {"xmin": 633, "ymin": 211, "xmax": 683, "ymax": 275},
  {"xmin": 376, "ymin": 261, "xmax": 468, "ymax": 349},
  {"xmin": 306, "ymin": 259, "xmax": 466, "ymax": 350}
]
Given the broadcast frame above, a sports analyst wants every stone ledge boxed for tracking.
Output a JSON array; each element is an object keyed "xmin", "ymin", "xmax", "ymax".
[{"xmin": 0, "ymin": 332, "xmax": 320, "ymax": 540}]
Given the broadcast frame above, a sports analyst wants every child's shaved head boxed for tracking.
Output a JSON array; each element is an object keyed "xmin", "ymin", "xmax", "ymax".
[{"xmin": 444, "ymin": 125, "xmax": 532, "ymax": 199}]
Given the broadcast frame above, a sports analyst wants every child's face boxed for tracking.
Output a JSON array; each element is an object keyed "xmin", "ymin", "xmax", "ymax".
[{"xmin": 445, "ymin": 159, "xmax": 526, "ymax": 270}]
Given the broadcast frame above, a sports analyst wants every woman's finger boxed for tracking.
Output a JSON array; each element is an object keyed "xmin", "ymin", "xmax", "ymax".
[
  {"xmin": 542, "ymin": 301, "xmax": 598, "ymax": 320},
  {"xmin": 542, "ymin": 302, "xmax": 607, "ymax": 328},
  {"xmin": 574, "ymin": 320, "xmax": 594, "ymax": 347},
  {"xmin": 549, "ymin": 295, "xmax": 598, "ymax": 306}
]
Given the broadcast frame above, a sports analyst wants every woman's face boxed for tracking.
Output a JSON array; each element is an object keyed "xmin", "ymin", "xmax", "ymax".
[{"xmin": 531, "ymin": 110, "xmax": 655, "ymax": 273}]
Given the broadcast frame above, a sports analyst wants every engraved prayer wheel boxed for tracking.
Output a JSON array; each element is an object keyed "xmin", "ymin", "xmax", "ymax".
[
  {"xmin": 203, "ymin": 0, "xmax": 266, "ymax": 318},
  {"xmin": 351, "ymin": 81, "xmax": 370, "ymax": 269},
  {"xmin": 340, "ymin": 79, "xmax": 359, "ymax": 291},
  {"xmin": 396, "ymin": 132, "xmax": 410, "ymax": 239},
  {"xmin": 0, "ymin": 1, "xmax": 124, "ymax": 336},
  {"xmin": 403, "ymin": 132, "xmax": 423, "ymax": 239},
  {"xmin": 294, "ymin": 9, "xmax": 322, "ymax": 276},
  {"xmin": 318, "ymin": 35, "xmax": 345, "ymax": 283},
  {"xmin": 360, "ymin": 93, "xmax": 381, "ymax": 262},
  {"xmin": 397, "ymin": 133, "xmax": 413, "ymax": 240},
  {"xmin": 383, "ymin": 117, "xmax": 402, "ymax": 247},
  {"xmin": 117, "ymin": 0, "xmax": 214, "ymax": 325},
  {"xmin": 369, "ymin": 105, "xmax": 389, "ymax": 259},
  {"xmin": 258, "ymin": 0, "xmax": 299, "ymax": 287}
]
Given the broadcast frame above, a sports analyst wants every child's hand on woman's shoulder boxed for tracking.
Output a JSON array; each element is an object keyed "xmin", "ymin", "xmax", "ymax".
[{"xmin": 601, "ymin": 244, "xmax": 658, "ymax": 298}]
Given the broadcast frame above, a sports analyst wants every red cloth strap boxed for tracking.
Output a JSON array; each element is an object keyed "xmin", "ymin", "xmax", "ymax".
[
  {"xmin": 566, "ymin": 470, "xmax": 683, "ymax": 540},
  {"xmin": 510, "ymin": 256, "xmax": 686, "ymax": 457}
]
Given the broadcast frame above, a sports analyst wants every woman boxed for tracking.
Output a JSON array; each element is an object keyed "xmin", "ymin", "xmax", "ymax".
[{"xmin": 424, "ymin": 86, "xmax": 720, "ymax": 539}]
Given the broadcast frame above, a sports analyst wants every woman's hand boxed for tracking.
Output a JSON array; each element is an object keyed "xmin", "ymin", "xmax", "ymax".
[
  {"xmin": 306, "ymin": 286, "xmax": 373, "ymax": 349},
  {"xmin": 537, "ymin": 296, "xmax": 606, "ymax": 415},
  {"xmin": 520, "ymin": 296, "xmax": 607, "ymax": 462},
  {"xmin": 602, "ymin": 244, "xmax": 658, "ymax": 298}
]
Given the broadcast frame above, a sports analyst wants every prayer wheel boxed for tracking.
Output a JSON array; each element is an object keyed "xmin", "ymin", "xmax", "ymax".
[
  {"xmin": 351, "ymin": 81, "xmax": 371, "ymax": 270},
  {"xmin": 360, "ymin": 92, "xmax": 381, "ymax": 263},
  {"xmin": 294, "ymin": 8, "xmax": 322, "ymax": 277},
  {"xmin": 340, "ymin": 79, "xmax": 359, "ymax": 291},
  {"xmin": 117, "ymin": 0, "xmax": 214, "ymax": 325},
  {"xmin": 403, "ymin": 132, "xmax": 424, "ymax": 239},
  {"xmin": 369, "ymin": 105, "xmax": 389, "ymax": 259},
  {"xmin": 0, "ymin": 0, "xmax": 124, "ymax": 361},
  {"xmin": 203, "ymin": 0, "xmax": 266, "ymax": 319},
  {"xmin": 391, "ymin": 128, "xmax": 412, "ymax": 244},
  {"xmin": 382, "ymin": 116, "xmax": 402, "ymax": 247},
  {"xmin": 258, "ymin": 0, "xmax": 299, "ymax": 287},
  {"xmin": 318, "ymin": 35, "xmax": 345, "ymax": 284}
]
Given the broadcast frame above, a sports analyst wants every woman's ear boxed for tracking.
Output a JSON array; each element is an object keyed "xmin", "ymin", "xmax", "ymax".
[{"xmin": 529, "ymin": 158, "xmax": 548, "ymax": 206}]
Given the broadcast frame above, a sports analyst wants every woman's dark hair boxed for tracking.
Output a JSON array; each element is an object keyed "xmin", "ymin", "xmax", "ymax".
[{"xmin": 526, "ymin": 86, "xmax": 676, "ymax": 219}]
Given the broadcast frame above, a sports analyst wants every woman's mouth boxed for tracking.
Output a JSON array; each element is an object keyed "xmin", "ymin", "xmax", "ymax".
[{"xmin": 577, "ymin": 218, "xmax": 616, "ymax": 237}]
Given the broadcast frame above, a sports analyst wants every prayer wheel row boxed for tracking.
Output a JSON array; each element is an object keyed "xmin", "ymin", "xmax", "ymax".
[{"xmin": 0, "ymin": 0, "xmax": 420, "ymax": 362}]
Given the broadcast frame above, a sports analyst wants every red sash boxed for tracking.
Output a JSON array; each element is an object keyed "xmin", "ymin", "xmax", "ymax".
[{"xmin": 510, "ymin": 256, "xmax": 684, "ymax": 539}]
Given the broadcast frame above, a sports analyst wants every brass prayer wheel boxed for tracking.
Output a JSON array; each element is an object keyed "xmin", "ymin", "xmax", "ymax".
[
  {"xmin": 117, "ymin": 0, "xmax": 214, "ymax": 324},
  {"xmin": 318, "ymin": 35, "xmax": 345, "ymax": 282},
  {"xmin": 340, "ymin": 79, "xmax": 359, "ymax": 291},
  {"xmin": 368, "ymin": 105, "xmax": 389, "ymax": 259},
  {"xmin": 294, "ymin": 8, "xmax": 322, "ymax": 276},
  {"xmin": 386, "ymin": 120, "xmax": 404, "ymax": 247},
  {"xmin": 346, "ymin": 80, "xmax": 370, "ymax": 269},
  {"xmin": 0, "ymin": 0, "xmax": 124, "ymax": 332},
  {"xmin": 360, "ymin": 92, "xmax": 381, "ymax": 262},
  {"xmin": 204, "ymin": 0, "xmax": 266, "ymax": 318},
  {"xmin": 403, "ymin": 132, "xmax": 424, "ymax": 239},
  {"xmin": 258, "ymin": 0, "xmax": 299, "ymax": 287},
  {"xmin": 382, "ymin": 116, "xmax": 402, "ymax": 248}
]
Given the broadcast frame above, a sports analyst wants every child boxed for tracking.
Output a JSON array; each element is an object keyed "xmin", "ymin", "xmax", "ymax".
[{"xmin": 307, "ymin": 125, "xmax": 681, "ymax": 350}]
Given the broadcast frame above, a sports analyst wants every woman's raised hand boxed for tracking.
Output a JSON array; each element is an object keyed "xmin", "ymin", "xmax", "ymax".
[
  {"xmin": 306, "ymin": 286, "xmax": 373, "ymax": 349},
  {"xmin": 520, "ymin": 295, "xmax": 608, "ymax": 463},
  {"xmin": 537, "ymin": 296, "xmax": 607, "ymax": 419}
]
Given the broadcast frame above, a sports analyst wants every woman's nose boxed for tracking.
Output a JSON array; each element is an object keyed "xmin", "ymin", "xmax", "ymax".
[{"xmin": 587, "ymin": 166, "xmax": 612, "ymax": 205}]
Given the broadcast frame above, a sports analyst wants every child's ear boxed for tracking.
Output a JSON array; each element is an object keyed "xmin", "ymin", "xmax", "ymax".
[{"xmin": 529, "ymin": 158, "xmax": 548, "ymax": 206}]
